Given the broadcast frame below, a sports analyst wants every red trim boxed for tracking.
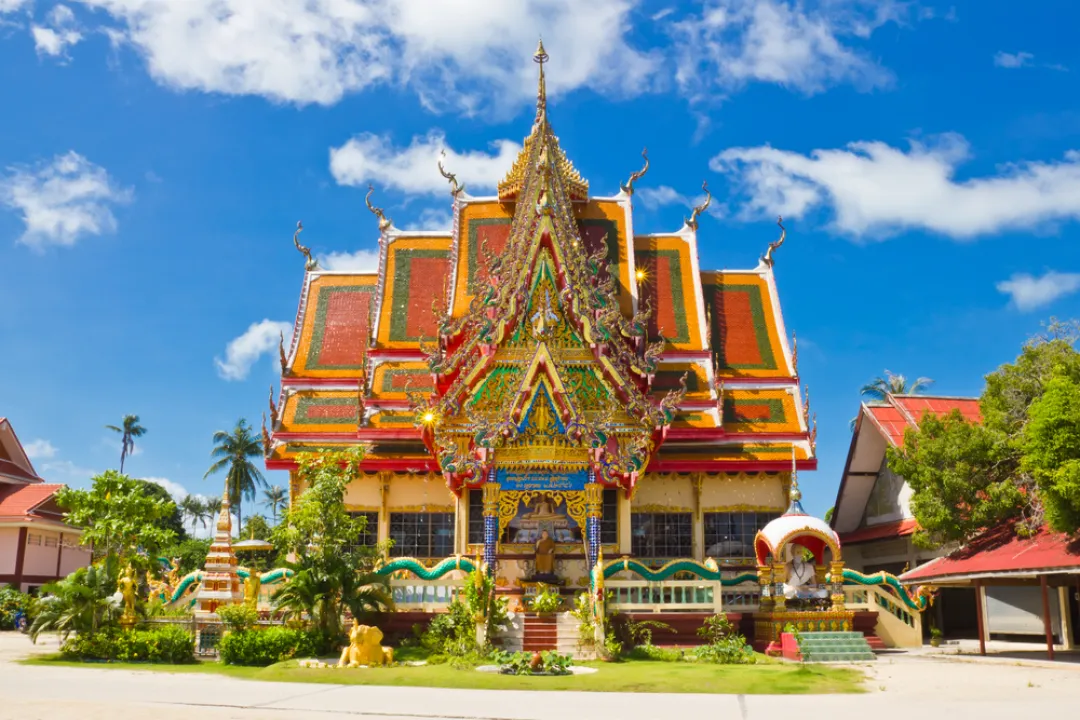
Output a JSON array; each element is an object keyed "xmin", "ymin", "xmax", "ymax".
[
  {"xmin": 281, "ymin": 377, "xmax": 360, "ymax": 387},
  {"xmin": 368, "ymin": 349, "xmax": 426, "ymax": 359},
  {"xmin": 267, "ymin": 458, "xmax": 440, "ymax": 472},
  {"xmin": 357, "ymin": 429, "xmax": 423, "ymax": 441},
  {"xmin": 272, "ymin": 430, "xmax": 421, "ymax": 442},
  {"xmin": 647, "ymin": 459, "xmax": 817, "ymax": 472},
  {"xmin": 839, "ymin": 519, "xmax": 917, "ymax": 545},
  {"xmin": 665, "ymin": 428, "xmax": 808, "ymax": 441},
  {"xmin": 0, "ymin": 573, "xmax": 65, "ymax": 586},
  {"xmin": 55, "ymin": 532, "xmax": 63, "ymax": 577}
]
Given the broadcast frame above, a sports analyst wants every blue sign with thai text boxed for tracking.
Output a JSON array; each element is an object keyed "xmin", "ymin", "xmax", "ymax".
[{"xmin": 496, "ymin": 469, "xmax": 588, "ymax": 492}]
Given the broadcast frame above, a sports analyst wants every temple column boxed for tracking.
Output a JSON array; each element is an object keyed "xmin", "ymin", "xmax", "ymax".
[
  {"xmin": 482, "ymin": 478, "xmax": 499, "ymax": 577},
  {"xmin": 618, "ymin": 489, "xmax": 632, "ymax": 556},
  {"xmin": 692, "ymin": 474, "xmax": 705, "ymax": 561},
  {"xmin": 829, "ymin": 560, "xmax": 846, "ymax": 610},
  {"xmin": 585, "ymin": 480, "xmax": 603, "ymax": 570},
  {"xmin": 772, "ymin": 561, "xmax": 788, "ymax": 611},
  {"xmin": 377, "ymin": 473, "xmax": 391, "ymax": 551}
]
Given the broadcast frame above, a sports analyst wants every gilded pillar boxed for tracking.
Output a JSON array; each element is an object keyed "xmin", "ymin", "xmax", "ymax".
[
  {"xmin": 585, "ymin": 479, "xmax": 603, "ymax": 569},
  {"xmin": 757, "ymin": 565, "xmax": 773, "ymax": 612},
  {"xmin": 692, "ymin": 474, "xmax": 705, "ymax": 561},
  {"xmin": 829, "ymin": 560, "xmax": 846, "ymax": 610},
  {"xmin": 772, "ymin": 561, "xmax": 788, "ymax": 611},
  {"xmin": 377, "ymin": 473, "xmax": 391, "ymax": 550},
  {"xmin": 482, "ymin": 476, "xmax": 499, "ymax": 577}
]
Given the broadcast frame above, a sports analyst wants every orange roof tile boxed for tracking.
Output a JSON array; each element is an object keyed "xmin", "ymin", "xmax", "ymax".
[{"xmin": 0, "ymin": 483, "xmax": 63, "ymax": 519}]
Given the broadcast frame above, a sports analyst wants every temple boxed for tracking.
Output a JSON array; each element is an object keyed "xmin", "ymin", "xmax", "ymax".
[{"xmin": 265, "ymin": 44, "xmax": 817, "ymax": 606}]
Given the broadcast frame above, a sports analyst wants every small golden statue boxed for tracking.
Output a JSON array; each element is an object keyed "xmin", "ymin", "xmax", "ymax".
[
  {"xmin": 338, "ymin": 619, "xmax": 394, "ymax": 668},
  {"xmin": 118, "ymin": 563, "xmax": 138, "ymax": 630},
  {"xmin": 244, "ymin": 573, "xmax": 262, "ymax": 610}
]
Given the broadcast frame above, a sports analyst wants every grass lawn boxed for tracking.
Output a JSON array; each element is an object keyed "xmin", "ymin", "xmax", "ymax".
[{"xmin": 22, "ymin": 653, "xmax": 866, "ymax": 694}]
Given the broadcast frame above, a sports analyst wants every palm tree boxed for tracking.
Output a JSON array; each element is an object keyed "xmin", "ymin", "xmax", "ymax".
[
  {"xmin": 860, "ymin": 370, "xmax": 934, "ymax": 402},
  {"xmin": 105, "ymin": 414, "xmax": 146, "ymax": 473},
  {"xmin": 262, "ymin": 485, "xmax": 288, "ymax": 524},
  {"xmin": 179, "ymin": 495, "xmax": 206, "ymax": 536},
  {"xmin": 204, "ymin": 497, "xmax": 222, "ymax": 527},
  {"xmin": 204, "ymin": 419, "xmax": 266, "ymax": 531},
  {"xmin": 29, "ymin": 559, "xmax": 122, "ymax": 643}
]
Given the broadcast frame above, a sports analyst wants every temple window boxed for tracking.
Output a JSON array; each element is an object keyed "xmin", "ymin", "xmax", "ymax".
[
  {"xmin": 388, "ymin": 512, "xmax": 455, "ymax": 558},
  {"xmin": 348, "ymin": 511, "xmax": 379, "ymax": 548},
  {"xmin": 466, "ymin": 489, "xmax": 485, "ymax": 545},
  {"xmin": 703, "ymin": 512, "xmax": 780, "ymax": 560},
  {"xmin": 600, "ymin": 488, "xmax": 618, "ymax": 545},
  {"xmin": 631, "ymin": 512, "xmax": 692, "ymax": 560}
]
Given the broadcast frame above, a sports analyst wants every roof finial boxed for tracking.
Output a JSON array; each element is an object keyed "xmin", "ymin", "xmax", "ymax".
[
  {"xmin": 785, "ymin": 446, "xmax": 806, "ymax": 515},
  {"xmin": 293, "ymin": 221, "xmax": 316, "ymax": 270},
  {"xmin": 365, "ymin": 185, "xmax": 393, "ymax": 232},
  {"xmin": 686, "ymin": 181, "xmax": 711, "ymax": 230},
  {"xmin": 534, "ymin": 38, "xmax": 549, "ymax": 121},
  {"xmin": 438, "ymin": 149, "xmax": 464, "ymax": 197},
  {"xmin": 621, "ymin": 148, "xmax": 649, "ymax": 195},
  {"xmin": 763, "ymin": 215, "xmax": 786, "ymax": 267}
]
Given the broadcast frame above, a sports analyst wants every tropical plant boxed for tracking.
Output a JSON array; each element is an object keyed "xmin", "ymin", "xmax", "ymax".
[
  {"xmin": 262, "ymin": 485, "xmax": 288, "ymax": 524},
  {"xmin": 270, "ymin": 450, "xmax": 392, "ymax": 642},
  {"xmin": 860, "ymin": 371, "xmax": 934, "ymax": 401},
  {"xmin": 159, "ymin": 538, "xmax": 211, "ymax": 576},
  {"xmin": 218, "ymin": 627, "xmax": 316, "ymax": 666},
  {"xmin": 105, "ymin": 414, "xmax": 146, "ymax": 474},
  {"xmin": 462, "ymin": 568, "xmax": 510, "ymax": 644},
  {"xmin": 0, "ymin": 585, "xmax": 31, "ymax": 630},
  {"xmin": 179, "ymin": 495, "xmax": 207, "ymax": 535},
  {"xmin": 204, "ymin": 496, "xmax": 222, "ymax": 524},
  {"xmin": 204, "ymin": 419, "xmax": 267, "ymax": 530},
  {"xmin": 890, "ymin": 319, "xmax": 1080, "ymax": 543},
  {"xmin": 56, "ymin": 470, "xmax": 178, "ymax": 563},
  {"xmin": 243, "ymin": 514, "xmax": 272, "ymax": 540},
  {"xmin": 29, "ymin": 561, "xmax": 122, "ymax": 643},
  {"xmin": 528, "ymin": 584, "xmax": 562, "ymax": 613},
  {"xmin": 694, "ymin": 614, "xmax": 755, "ymax": 664},
  {"xmin": 492, "ymin": 649, "xmax": 573, "ymax": 676},
  {"xmin": 61, "ymin": 625, "xmax": 195, "ymax": 663}
]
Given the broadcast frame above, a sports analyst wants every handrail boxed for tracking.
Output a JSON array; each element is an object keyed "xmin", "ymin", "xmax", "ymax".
[
  {"xmin": 601, "ymin": 556, "xmax": 757, "ymax": 585},
  {"xmin": 375, "ymin": 555, "xmax": 477, "ymax": 580},
  {"xmin": 833, "ymin": 568, "xmax": 932, "ymax": 613}
]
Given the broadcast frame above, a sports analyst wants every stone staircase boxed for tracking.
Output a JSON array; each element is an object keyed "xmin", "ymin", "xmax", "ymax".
[
  {"xmin": 791, "ymin": 631, "xmax": 876, "ymax": 663},
  {"xmin": 522, "ymin": 613, "xmax": 558, "ymax": 652}
]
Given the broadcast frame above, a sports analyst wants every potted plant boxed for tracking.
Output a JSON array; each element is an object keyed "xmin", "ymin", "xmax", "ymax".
[
  {"xmin": 929, "ymin": 627, "xmax": 943, "ymax": 648},
  {"xmin": 528, "ymin": 584, "xmax": 562, "ymax": 615}
]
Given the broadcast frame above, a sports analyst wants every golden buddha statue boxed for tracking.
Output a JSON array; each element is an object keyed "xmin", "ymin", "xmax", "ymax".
[{"xmin": 534, "ymin": 529, "xmax": 556, "ymax": 578}]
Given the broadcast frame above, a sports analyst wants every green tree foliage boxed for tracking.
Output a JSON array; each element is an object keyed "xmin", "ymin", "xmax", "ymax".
[
  {"xmin": 270, "ymin": 450, "xmax": 392, "ymax": 642},
  {"xmin": 134, "ymin": 479, "xmax": 188, "ymax": 540},
  {"xmin": 243, "ymin": 514, "xmax": 272, "ymax": 541},
  {"xmin": 890, "ymin": 320, "xmax": 1080, "ymax": 544},
  {"xmin": 29, "ymin": 560, "xmax": 122, "ymax": 642},
  {"xmin": 860, "ymin": 371, "xmax": 934, "ymax": 402},
  {"xmin": 204, "ymin": 419, "xmax": 266, "ymax": 530},
  {"xmin": 159, "ymin": 538, "xmax": 212, "ymax": 576},
  {"xmin": 105, "ymin": 414, "xmax": 146, "ymax": 474},
  {"xmin": 262, "ymin": 485, "xmax": 288, "ymax": 524},
  {"xmin": 179, "ymin": 495, "xmax": 208, "ymax": 535},
  {"xmin": 57, "ymin": 470, "xmax": 178, "ymax": 562}
]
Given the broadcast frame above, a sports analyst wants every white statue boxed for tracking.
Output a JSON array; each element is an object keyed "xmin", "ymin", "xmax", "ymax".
[{"xmin": 783, "ymin": 551, "xmax": 828, "ymax": 601}]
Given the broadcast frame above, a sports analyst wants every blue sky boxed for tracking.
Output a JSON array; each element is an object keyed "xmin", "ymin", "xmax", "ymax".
[{"xmin": 0, "ymin": 0, "xmax": 1077, "ymax": 521}]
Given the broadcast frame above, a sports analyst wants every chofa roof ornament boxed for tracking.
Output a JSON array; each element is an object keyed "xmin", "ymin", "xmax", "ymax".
[
  {"xmin": 365, "ymin": 185, "xmax": 394, "ymax": 233},
  {"xmin": 292, "ymin": 221, "xmax": 317, "ymax": 271},
  {"xmin": 762, "ymin": 216, "xmax": 786, "ymax": 267},
  {"xmin": 620, "ymin": 148, "xmax": 649, "ymax": 195},
  {"xmin": 685, "ymin": 181, "xmax": 711, "ymax": 230}
]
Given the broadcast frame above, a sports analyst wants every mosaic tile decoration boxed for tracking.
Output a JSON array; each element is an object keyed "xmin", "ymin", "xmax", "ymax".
[
  {"xmin": 280, "ymin": 391, "xmax": 360, "ymax": 433},
  {"xmin": 701, "ymin": 272, "xmax": 790, "ymax": 378},
  {"xmin": 722, "ymin": 389, "xmax": 801, "ymax": 433},
  {"xmin": 379, "ymin": 239, "xmax": 451, "ymax": 346},
  {"xmin": 370, "ymin": 362, "xmax": 434, "ymax": 400},
  {"xmin": 293, "ymin": 275, "xmax": 377, "ymax": 376}
]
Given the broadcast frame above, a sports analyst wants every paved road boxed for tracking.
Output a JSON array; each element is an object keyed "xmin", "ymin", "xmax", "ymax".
[{"xmin": 1, "ymin": 633, "xmax": 1078, "ymax": 719}]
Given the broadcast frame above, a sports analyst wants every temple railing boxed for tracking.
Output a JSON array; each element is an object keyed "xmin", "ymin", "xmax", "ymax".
[
  {"xmin": 389, "ymin": 577, "xmax": 464, "ymax": 611},
  {"xmin": 605, "ymin": 579, "xmax": 723, "ymax": 613},
  {"xmin": 844, "ymin": 584, "xmax": 923, "ymax": 647},
  {"xmin": 720, "ymin": 583, "xmax": 762, "ymax": 611}
]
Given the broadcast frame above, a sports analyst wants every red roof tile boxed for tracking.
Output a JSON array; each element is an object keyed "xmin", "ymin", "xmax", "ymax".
[
  {"xmin": 0, "ymin": 483, "xmax": 63, "ymax": 519},
  {"xmin": 865, "ymin": 405, "xmax": 911, "ymax": 446},
  {"xmin": 839, "ymin": 518, "xmax": 918, "ymax": 545},
  {"xmin": 865, "ymin": 396, "xmax": 981, "ymax": 447},
  {"xmin": 901, "ymin": 522, "xmax": 1080, "ymax": 582}
]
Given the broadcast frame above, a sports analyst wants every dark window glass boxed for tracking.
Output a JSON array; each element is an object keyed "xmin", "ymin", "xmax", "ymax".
[
  {"xmin": 389, "ymin": 512, "xmax": 455, "ymax": 558},
  {"xmin": 631, "ymin": 512, "xmax": 692, "ymax": 559},
  {"xmin": 348, "ymin": 511, "xmax": 379, "ymax": 548},
  {"xmin": 703, "ymin": 512, "xmax": 779, "ymax": 559},
  {"xmin": 467, "ymin": 489, "xmax": 485, "ymax": 545},
  {"xmin": 600, "ymin": 488, "xmax": 618, "ymax": 545}
]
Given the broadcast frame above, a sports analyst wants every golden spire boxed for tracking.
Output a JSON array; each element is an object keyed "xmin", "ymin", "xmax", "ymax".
[
  {"xmin": 621, "ymin": 148, "xmax": 650, "ymax": 195},
  {"xmin": 763, "ymin": 216, "xmax": 786, "ymax": 267},
  {"xmin": 365, "ymin": 185, "xmax": 393, "ymax": 232},
  {"xmin": 534, "ymin": 38, "xmax": 549, "ymax": 121},
  {"xmin": 686, "ymin": 182, "xmax": 711, "ymax": 230}
]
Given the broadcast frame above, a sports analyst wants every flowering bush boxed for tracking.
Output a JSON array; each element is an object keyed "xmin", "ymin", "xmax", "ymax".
[
  {"xmin": 61, "ymin": 626, "xmax": 195, "ymax": 663},
  {"xmin": 218, "ymin": 627, "xmax": 316, "ymax": 666},
  {"xmin": 0, "ymin": 586, "xmax": 30, "ymax": 630}
]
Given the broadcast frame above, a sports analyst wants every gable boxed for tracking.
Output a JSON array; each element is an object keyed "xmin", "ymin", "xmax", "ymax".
[
  {"xmin": 701, "ymin": 271, "xmax": 792, "ymax": 379},
  {"xmin": 376, "ymin": 236, "xmax": 452, "ymax": 347},
  {"xmin": 634, "ymin": 235, "xmax": 705, "ymax": 351},
  {"xmin": 289, "ymin": 274, "xmax": 377, "ymax": 378}
]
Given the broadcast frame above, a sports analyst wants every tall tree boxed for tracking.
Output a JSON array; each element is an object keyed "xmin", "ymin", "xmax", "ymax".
[
  {"xmin": 134, "ymin": 479, "xmax": 188, "ymax": 540},
  {"xmin": 179, "ymin": 495, "xmax": 207, "ymax": 536},
  {"xmin": 860, "ymin": 371, "xmax": 934, "ymax": 402},
  {"xmin": 56, "ymin": 470, "xmax": 178, "ymax": 563},
  {"xmin": 204, "ymin": 419, "xmax": 266, "ymax": 530},
  {"xmin": 262, "ymin": 485, "xmax": 288, "ymax": 524},
  {"xmin": 104, "ymin": 414, "xmax": 146, "ymax": 473},
  {"xmin": 890, "ymin": 320, "xmax": 1080, "ymax": 545}
]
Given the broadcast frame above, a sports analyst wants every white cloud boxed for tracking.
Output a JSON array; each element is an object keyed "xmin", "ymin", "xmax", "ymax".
[
  {"xmin": 23, "ymin": 439, "xmax": 58, "ymax": 460},
  {"xmin": 65, "ymin": 0, "xmax": 659, "ymax": 114},
  {"xmin": 997, "ymin": 271, "xmax": 1080, "ymax": 312},
  {"xmin": 143, "ymin": 476, "xmax": 198, "ymax": 501},
  {"xmin": 670, "ymin": 0, "xmax": 905, "ymax": 102},
  {"xmin": 994, "ymin": 51, "xmax": 1034, "ymax": 69},
  {"xmin": 1, "ymin": 151, "xmax": 132, "ymax": 250},
  {"xmin": 405, "ymin": 208, "xmax": 452, "ymax": 231},
  {"xmin": 0, "ymin": 0, "xmax": 30, "ymax": 13},
  {"xmin": 318, "ymin": 248, "xmax": 380, "ymax": 272},
  {"xmin": 39, "ymin": 459, "xmax": 97, "ymax": 484},
  {"xmin": 330, "ymin": 131, "xmax": 520, "ymax": 195},
  {"xmin": 215, "ymin": 319, "xmax": 294, "ymax": 381},
  {"xmin": 32, "ymin": 5, "xmax": 83, "ymax": 57},
  {"xmin": 712, "ymin": 134, "xmax": 1080, "ymax": 239},
  {"xmin": 637, "ymin": 185, "xmax": 691, "ymax": 210}
]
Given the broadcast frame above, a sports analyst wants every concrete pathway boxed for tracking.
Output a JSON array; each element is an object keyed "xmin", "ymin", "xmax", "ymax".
[{"xmin": 1, "ymin": 633, "xmax": 1078, "ymax": 720}]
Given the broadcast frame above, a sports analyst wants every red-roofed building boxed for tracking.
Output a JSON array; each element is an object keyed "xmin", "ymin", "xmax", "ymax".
[{"xmin": 0, "ymin": 418, "xmax": 89, "ymax": 593}]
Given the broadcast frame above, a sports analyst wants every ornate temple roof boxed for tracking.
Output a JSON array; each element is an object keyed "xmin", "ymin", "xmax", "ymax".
[{"xmin": 266, "ymin": 47, "xmax": 816, "ymax": 486}]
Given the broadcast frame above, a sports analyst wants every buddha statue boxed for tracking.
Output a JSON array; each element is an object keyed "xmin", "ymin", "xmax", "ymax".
[
  {"xmin": 532, "ymin": 529, "xmax": 557, "ymax": 581},
  {"xmin": 782, "ymin": 551, "xmax": 828, "ymax": 601}
]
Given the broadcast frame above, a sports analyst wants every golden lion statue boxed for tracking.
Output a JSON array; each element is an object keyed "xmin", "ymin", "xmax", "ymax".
[{"xmin": 337, "ymin": 620, "xmax": 394, "ymax": 668}]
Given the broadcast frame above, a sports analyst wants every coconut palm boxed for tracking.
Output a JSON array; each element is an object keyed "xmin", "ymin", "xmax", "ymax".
[
  {"xmin": 262, "ymin": 485, "xmax": 288, "ymax": 524},
  {"xmin": 29, "ymin": 559, "xmax": 122, "ymax": 643},
  {"xmin": 104, "ymin": 414, "xmax": 146, "ymax": 474},
  {"xmin": 179, "ymin": 495, "xmax": 206, "ymax": 536},
  {"xmin": 204, "ymin": 419, "xmax": 266, "ymax": 530},
  {"xmin": 860, "ymin": 371, "xmax": 934, "ymax": 402},
  {"xmin": 204, "ymin": 497, "xmax": 222, "ymax": 527}
]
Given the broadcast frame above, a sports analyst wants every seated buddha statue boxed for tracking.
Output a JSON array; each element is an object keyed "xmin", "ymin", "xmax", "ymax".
[{"xmin": 782, "ymin": 552, "xmax": 828, "ymax": 601}]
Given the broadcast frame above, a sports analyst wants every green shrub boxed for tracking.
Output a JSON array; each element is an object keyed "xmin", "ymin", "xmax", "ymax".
[
  {"xmin": 218, "ymin": 605, "xmax": 259, "ymax": 632},
  {"xmin": 0, "ymin": 585, "xmax": 30, "ymax": 630},
  {"xmin": 419, "ymin": 600, "xmax": 477, "ymax": 657},
  {"xmin": 61, "ymin": 626, "xmax": 195, "ymax": 663},
  {"xmin": 694, "ymin": 615, "xmax": 755, "ymax": 664},
  {"xmin": 527, "ymin": 585, "xmax": 562, "ymax": 613},
  {"xmin": 218, "ymin": 627, "xmax": 316, "ymax": 666},
  {"xmin": 492, "ymin": 650, "xmax": 573, "ymax": 676}
]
